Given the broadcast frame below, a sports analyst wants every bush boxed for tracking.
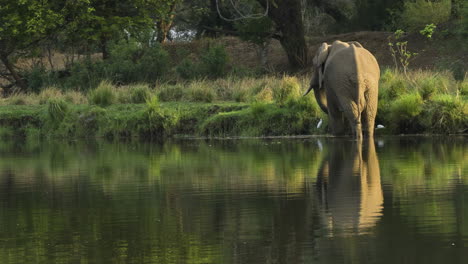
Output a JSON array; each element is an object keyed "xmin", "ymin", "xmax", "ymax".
[
  {"xmin": 389, "ymin": 93, "xmax": 424, "ymax": 132},
  {"xmin": 273, "ymin": 76, "xmax": 301, "ymax": 105},
  {"xmin": 176, "ymin": 58, "xmax": 199, "ymax": 79},
  {"xmin": 157, "ymin": 84, "xmax": 185, "ymax": 102},
  {"xmin": 422, "ymin": 95, "xmax": 468, "ymax": 133},
  {"xmin": 253, "ymin": 87, "xmax": 274, "ymax": 103},
  {"xmin": 129, "ymin": 84, "xmax": 151, "ymax": 104},
  {"xmin": 63, "ymin": 91, "xmax": 88, "ymax": 104},
  {"xmin": 47, "ymin": 98, "xmax": 68, "ymax": 122},
  {"xmin": 38, "ymin": 87, "xmax": 63, "ymax": 104},
  {"xmin": 200, "ymin": 45, "xmax": 229, "ymax": 78},
  {"xmin": 64, "ymin": 59, "xmax": 105, "ymax": 90},
  {"xmin": 89, "ymin": 81, "xmax": 116, "ymax": 107},
  {"xmin": 379, "ymin": 69, "xmax": 408, "ymax": 99},
  {"xmin": 187, "ymin": 81, "xmax": 216, "ymax": 102},
  {"xmin": 401, "ymin": 0, "xmax": 451, "ymax": 30},
  {"xmin": 22, "ymin": 66, "xmax": 61, "ymax": 92},
  {"xmin": 98, "ymin": 40, "xmax": 170, "ymax": 84}
]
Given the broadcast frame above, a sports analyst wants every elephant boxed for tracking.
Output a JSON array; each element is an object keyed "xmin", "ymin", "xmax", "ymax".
[
  {"xmin": 315, "ymin": 139, "xmax": 383, "ymax": 234},
  {"xmin": 304, "ymin": 40, "xmax": 380, "ymax": 139}
]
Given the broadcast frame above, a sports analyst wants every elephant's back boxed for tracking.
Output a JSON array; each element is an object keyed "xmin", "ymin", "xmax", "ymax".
[{"xmin": 353, "ymin": 46, "xmax": 380, "ymax": 81}]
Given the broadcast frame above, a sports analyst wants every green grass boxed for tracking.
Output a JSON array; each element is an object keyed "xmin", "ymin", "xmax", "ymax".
[
  {"xmin": 89, "ymin": 81, "xmax": 116, "ymax": 107},
  {"xmin": 0, "ymin": 69, "xmax": 465, "ymax": 137}
]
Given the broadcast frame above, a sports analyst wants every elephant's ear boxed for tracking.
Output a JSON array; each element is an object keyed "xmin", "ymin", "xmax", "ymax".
[
  {"xmin": 349, "ymin": 41, "xmax": 363, "ymax": 48},
  {"xmin": 316, "ymin": 43, "xmax": 330, "ymax": 89},
  {"xmin": 316, "ymin": 43, "xmax": 330, "ymax": 66}
]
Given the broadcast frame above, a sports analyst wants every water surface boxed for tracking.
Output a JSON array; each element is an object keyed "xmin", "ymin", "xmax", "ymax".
[{"xmin": 0, "ymin": 137, "xmax": 467, "ymax": 263}]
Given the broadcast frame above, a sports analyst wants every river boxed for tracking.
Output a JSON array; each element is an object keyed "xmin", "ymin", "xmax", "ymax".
[{"xmin": 0, "ymin": 136, "xmax": 467, "ymax": 263}]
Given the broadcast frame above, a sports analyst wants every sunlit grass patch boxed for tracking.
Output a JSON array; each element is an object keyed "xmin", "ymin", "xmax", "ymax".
[{"xmin": 89, "ymin": 80, "xmax": 116, "ymax": 107}]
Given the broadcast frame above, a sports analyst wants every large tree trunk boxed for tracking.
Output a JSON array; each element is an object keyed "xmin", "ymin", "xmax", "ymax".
[
  {"xmin": 257, "ymin": 0, "xmax": 308, "ymax": 70},
  {"xmin": 0, "ymin": 53, "xmax": 27, "ymax": 91}
]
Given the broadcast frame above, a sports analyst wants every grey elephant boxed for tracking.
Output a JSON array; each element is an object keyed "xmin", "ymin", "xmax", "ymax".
[{"xmin": 304, "ymin": 40, "xmax": 380, "ymax": 139}]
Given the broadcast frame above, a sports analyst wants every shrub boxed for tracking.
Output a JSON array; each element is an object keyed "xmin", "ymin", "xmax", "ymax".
[
  {"xmin": 176, "ymin": 58, "xmax": 199, "ymax": 79},
  {"xmin": 253, "ymin": 87, "xmax": 274, "ymax": 103},
  {"xmin": 47, "ymin": 98, "xmax": 68, "ymax": 122},
  {"xmin": 187, "ymin": 81, "xmax": 216, "ymax": 102},
  {"xmin": 401, "ymin": 0, "xmax": 451, "ymax": 31},
  {"xmin": 129, "ymin": 84, "xmax": 151, "ymax": 104},
  {"xmin": 422, "ymin": 95, "xmax": 468, "ymax": 133},
  {"xmin": 389, "ymin": 93, "xmax": 424, "ymax": 132},
  {"xmin": 232, "ymin": 87, "xmax": 250, "ymax": 102},
  {"xmin": 107, "ymin": 40, "xmax": 170, "ymax": 84},
  {"xmin": 65, "ymin": 59, "xmax": 105, "ymax": 90},
  {"xmin": 459, "ymin": 79, "xmax": 468, "ymax": 96},
  {"xmin": 89, "ymin": 81, "xmax": 116, "ymax": 107},
  {"xmin": 157, "ymin": 84, "xmax": 185, "ymax": 102},
  {"xmin": 273, "ymin": 76, "xmax": 301, "ymax": 105},
  {"xmin": 63, "ymin": 91, "xmax": 88, "ymax": 104},
  {"xmin": 38, "ymin": 87, "xmax": 64, "ymax": 104},
  {"xmin": 200, "ymin": 45, "xmax": 229, "ymax": 78},
  {"xmin": 2, "ymin": 93, "xmax": 35, "ymax": 105},
  {"xmin": 379, "ymin": 69, "xmax": 407, "ymax": 100}
]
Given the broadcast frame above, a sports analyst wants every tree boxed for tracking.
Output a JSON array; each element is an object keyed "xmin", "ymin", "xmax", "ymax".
[
  {"xmin": 256, "ymin": 0, "xmax": 308, "ymax": 70},
  {"xmin": 0, "ymin": 0, "xmax": 91, "ymax": 91}
]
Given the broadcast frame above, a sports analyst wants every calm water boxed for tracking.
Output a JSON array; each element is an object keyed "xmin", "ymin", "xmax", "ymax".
[{"xmin": 0, "ymin": 137, "xmax": 467, "ymax": 264}]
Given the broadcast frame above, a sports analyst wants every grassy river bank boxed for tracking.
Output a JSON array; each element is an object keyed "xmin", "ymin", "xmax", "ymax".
[{"xmin": 0, "ymin": 70, "xmax": 466, "ymax": 140}]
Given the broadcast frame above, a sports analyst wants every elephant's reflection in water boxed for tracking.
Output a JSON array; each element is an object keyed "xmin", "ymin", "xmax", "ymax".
[{"xmin": 316, "ymin": 139, "xmax": 383, "ymax": 235}]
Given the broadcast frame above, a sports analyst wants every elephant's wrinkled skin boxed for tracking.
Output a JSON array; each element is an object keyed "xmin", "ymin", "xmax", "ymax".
[{"xmin": 305, "ymin": 41, "xmax": 380, "ymax": 139}]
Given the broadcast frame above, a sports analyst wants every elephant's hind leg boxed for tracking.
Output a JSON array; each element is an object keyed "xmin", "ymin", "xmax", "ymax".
[
  {"xmin": 340, "ymin": 100, "xmax": 363, "ymax": 140},
  {"xmin": 362, "ymin": 89, "xmax": 378, "ymax": 137}
]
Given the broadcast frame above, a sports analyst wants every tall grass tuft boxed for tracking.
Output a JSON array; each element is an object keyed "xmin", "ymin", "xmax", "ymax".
[
  {"xmin": 422, "ymin": 95, "xmax": 468, "ymax": 133},
  {"xmin": 38, "ymin": 87, "xmax": 64, "ymax": 104},
  {"xmin": 379, "ymin": 69, "xmax": 407, "ymax": 100},
  {"xmin": 157, "ymin": 84, "xmax": 185, "ymax": 102},
  {"xmin": 388, "ymin": 93, "xmax": 424, "ymax": 132},
  {"xmin": 273, "ymin": 76, "xmax": 301, "ymax": 105},
  {"xmin": 129, "ymin": 84, "xmax": 151, "ymax": 104},
  {"xmin": 187, "ymin": 80, "xmax": 216, "ymax": 102},
  {"xmin": 47, "ymin": 98, "xmax": 69, "ymax": 122},
  {"xmin": 89, "ymin": 81, "xmax": 116, "ymax": 107}
]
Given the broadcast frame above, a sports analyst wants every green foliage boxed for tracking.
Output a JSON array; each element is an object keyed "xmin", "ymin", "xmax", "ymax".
[
  {"xmin": 253, "ymin": 87, "xmax": 274, "ymax": 103},
  {"xmin": 420, "ymin": 23, "xmax": 437, "ymax": 38},
  {"xmin": 176, "ymin": 58, "xmax": 200, "ymax": 79},
  {"xmin": 146, "ymin": 95, "xmax": 160, "ymax": 114},
  {"xmin": 187, "ymin": 82, "xmax": 216, "ymax": 102},
  {"xmin": 89, "ymin": 81, "xmax": 116, "ymax": 107},
  {"xmin": 23, "ymin": 66, "xmax": 50, "ymax": 93},
  {"xmin": 47, "ymin": 98, "xmax": 68, "ymax": 122},
  {"xmin": 389, "ymin": 93, "xmax": 424, "ymax": 132},
  {"xmin": 235, "ymin": 17, "xmax": 273, "ymax": 45},
  {"xmin": 200, "ymin": 45, "xmax": 229, "ymax": 78},
  {"xmin": 107, "ymin": 41, "xmax": 170, "ymax": 83},
  {"xmin": 273, "ymin": 76, "xmax": 301, "ymax": 105},
  {"xmin": 38, "ymin": 87, "xmax": 64, "ymax": 104},
  {"xmin": 401, "ymin": 0, "xmax": 451, "ymax": 30},
  {"xmin": 129, "ymin": 84, "xmax": 151, "ymax": 104},
  {"xmin": 416, "ymin": 75, "xmax": 448, "ymax": 99},
  {"xmin": 157, "ymin": 84, "xmax": 186, "ymax": 102},
  {"xmin": 422, "ymin": 95, "xmax": 468, "ymax": 133},
  {"xmin": 388, "ymin": 30, "xmax": 418, "ymax": 74}
]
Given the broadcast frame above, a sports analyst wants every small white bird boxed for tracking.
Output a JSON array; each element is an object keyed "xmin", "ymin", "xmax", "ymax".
[
  {"xmin": 317, "ymin": 119, "xmax": 323, "ymax": 129},
  {"xmin": 376, "ymin": 124, "xmax": 385, "ymax": 129}
]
